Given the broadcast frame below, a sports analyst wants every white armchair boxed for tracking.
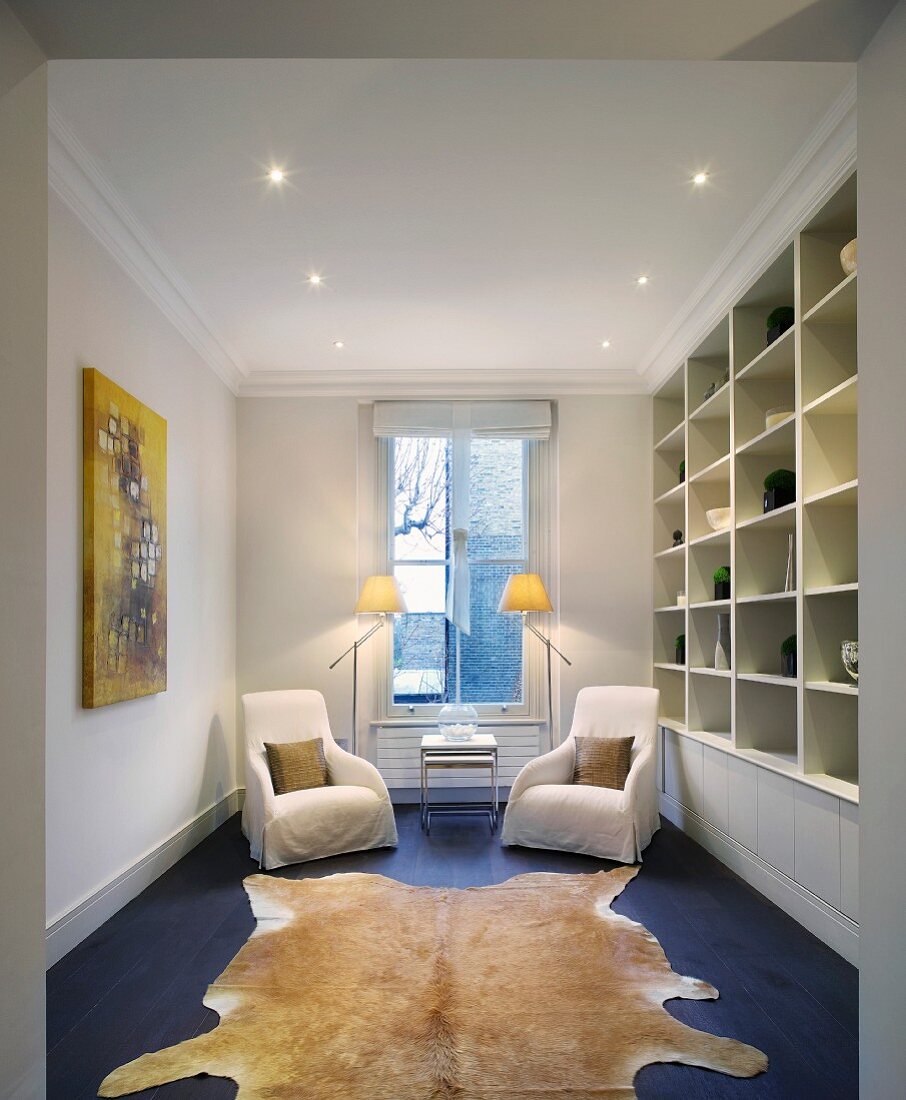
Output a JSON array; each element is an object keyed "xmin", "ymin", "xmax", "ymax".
[
  {"xmin": 501, "ymin": 686, "xmax": 660, "ymax": 862},
  {"xmin": 241, "ymin": 689, "xmax": 398, "ymax": 870}
]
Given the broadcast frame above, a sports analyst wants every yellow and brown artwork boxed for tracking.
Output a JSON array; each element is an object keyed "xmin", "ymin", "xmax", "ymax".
[{"xmin": 83, "ymin": 368, "xmax": 167, "ymax": 708}]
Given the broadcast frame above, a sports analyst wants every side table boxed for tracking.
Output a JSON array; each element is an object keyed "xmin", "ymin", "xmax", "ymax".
[{"xmin": 420, "ymin": 733, "xmax": 499, "ymax": 834}]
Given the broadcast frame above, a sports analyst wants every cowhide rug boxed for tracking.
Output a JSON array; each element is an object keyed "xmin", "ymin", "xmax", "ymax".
[{"xmin": 99, "ymin": 868, "xmax": 767, "ymax": 1098}]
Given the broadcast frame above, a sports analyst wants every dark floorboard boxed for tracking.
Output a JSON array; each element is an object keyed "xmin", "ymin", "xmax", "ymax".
[{"xmin": 47, "ymin": 807, "xmax": 858, "ymax": 1099}]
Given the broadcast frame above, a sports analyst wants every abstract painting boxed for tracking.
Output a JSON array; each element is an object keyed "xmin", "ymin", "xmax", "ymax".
[{"xmin": 83, "ymin": 368, "xmax": 167, "ymax": 707}]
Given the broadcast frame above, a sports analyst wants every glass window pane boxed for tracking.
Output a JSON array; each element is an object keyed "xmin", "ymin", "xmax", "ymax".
[
  {"xmin": 393, "ymin": 613, "xmax": 445, "ymax": 704},
  {"xmin": 454, "ymin": 563, "xmax": 524, "ymax": 704},
  {"xmin": 394, "ymin": 563, "xmax": 446, "ymax": 614},
  {"xmin": 468, "ymin": 438, "xmax": 524, "ymax": 561},
  {"xmin": 393, "ymin": 437, "xmax": 449, "ymax": 561}
]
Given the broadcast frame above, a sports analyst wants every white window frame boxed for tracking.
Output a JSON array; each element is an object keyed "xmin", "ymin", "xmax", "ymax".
[{"xmin": 373, "ymin": 431, "xmax": 554, "ymax": 721}]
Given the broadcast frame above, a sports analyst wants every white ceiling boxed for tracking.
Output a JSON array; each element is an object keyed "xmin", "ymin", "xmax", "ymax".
[{"xmin": 49, "ymin": 59, "xmax": 853, "ymax": 387}]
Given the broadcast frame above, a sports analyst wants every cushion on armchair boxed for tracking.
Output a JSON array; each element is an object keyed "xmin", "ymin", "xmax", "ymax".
[
  {"xmin": 572, "ymin": 735, "xmax": 634, "ymax": 790},
  {"xmin": 265, "ymin": 737, "xmax": 328, "ymax": 795}
]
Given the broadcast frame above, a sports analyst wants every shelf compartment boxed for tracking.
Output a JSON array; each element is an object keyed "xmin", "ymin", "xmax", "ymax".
[
  {"xmin": 689, "ymin": 453, "xmax": 730, "ymax": 484},
  {"xmin": 801, "ymin": 318, "xmax": 856, "ymax": 408},
  {"xmin": 736, "ymin": 501, "xmax": 796, "ymax": 532},
  {"xmin": 654, "ymin": 482, "xmax": 685, "ymax": 506},
  {"xmin": 654, "ymin": 665, "xmax": 686, "ymax": 726},
  {"xmin": 688, "ymin": 417, "xmax": 730, "ymax": 480},
  {"xmin": 654, "ymin": 420, "xmax": 686, "ymax": 454},
  {"xmin": 689, "ymin": 381, "xmax": 730, "ymax": 422},
  {"xmin": 735, "ymin": 598, "xmax": 797, "ymax": 679},
  {"xmin": 653, "ymin": 551, "xmax": 686, "ymax": 611},
  {"xmin": 735, "ymin": 447, "xmax": 797, "ymax": 526},
  {"xmin": 802, "ymin": 384, "xmax": 856, "ymax": 498},
  {"xmin": 735, "ymin": 676, "xmax": 797, "ymax": 762},
  {"xmin": 688, "ymin": 665, "xmax": 731, "ymax": 741},
  {"xmin": 688, "ymin": 476, "xmax": 731, "ymax": 543},
  {"xmin": 653, "ymin": 364, "xmax": 686, "ymax": 442},
  {"xmin": 803, "ymin": 271, "xmax": 857, "ymax": 325},
  {"xmin": 732, "ymin": 244, "xmax": 795, "ymax": 370},
  {"xmin": 653, "ymin": 491, "xmax": 686, "ymax": 556},
  {"xmin": 803, "ymin": 587, "xmax": 858, "ymax": 685},
  {"xmin": 654, "ymin": 447, "xmax": 687, "ymax": 501},
  {"xmin": 654, "ymin": 612, "xmax": 688, "ymax": 668},
  {"xmin": 803, "ymin": 493, "xmax": 857, "ymax": 589},
  {"xmin": 735, "ymin": 324, "xmax": 795, "ymax": 383},
  {"xmin": 799, "ymin": 172, "xmax": 856, "ymax": 315},
  {"xmin": 803, "ymin": 687, "xmax": 858, "ymax": 791},
  {"xmin": 688, "ymin": 538, "xmax": 732, "ymax": 605},
  {"xmin": 687, "ymin": 315, "xmax": 731, "ymax": 420},
  {"xmin": 803, "ymin": 479, "xmax": 858, "ymax": 508},
  {"xmin": 736, "ymin": 414, "xmax": 795, "ymax": 458},
  {"xmin": 688, "ymin": 604, "xmax": 731, "ymax": 674},
  {"xmin": 735, "ymin": 522, "xmax": 795, "ymax": 599}
]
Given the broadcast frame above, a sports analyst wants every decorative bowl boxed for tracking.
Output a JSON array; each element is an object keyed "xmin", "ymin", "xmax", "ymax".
[
  {"xmin": 765, "ymin": 406, "xmax": 794, "ymax": 431},
  {"xmin": 705, "ymin": 507, "xmax": 732, "ymax": 532},
  {"xmin": 840, "ymin": 238, "xmax": 858, "ymax": 276},
  {"xmin": 438, "ymin": 702, "xmax": 479, "ymax": 741},
  {"xmin": 841, "ymin": 640, "xmax": 859, "ymax": 683}
]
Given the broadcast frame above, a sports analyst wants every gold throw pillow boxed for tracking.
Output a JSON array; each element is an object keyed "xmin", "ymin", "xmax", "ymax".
[
  {"xmin": 572, "ymin": 735, "xmax": 635, "ymax": 790},
  {"xmin": 264, "ymin": 737, "xmax": 328, "ymax": 795}
]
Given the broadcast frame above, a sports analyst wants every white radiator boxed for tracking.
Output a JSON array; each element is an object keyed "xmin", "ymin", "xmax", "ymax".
[{"xmin": 376, "ymin": 724, "xmax": 541, "ymax": 789}]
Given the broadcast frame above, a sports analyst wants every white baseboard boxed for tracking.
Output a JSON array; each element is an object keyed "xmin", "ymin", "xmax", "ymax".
[
  {"xmin": 45, "ymin": 788, "xmax": 245, "ymax": 969},
  {"xmin": 659, "ymin": 791, "xmax": 859, "ymax": 966}
]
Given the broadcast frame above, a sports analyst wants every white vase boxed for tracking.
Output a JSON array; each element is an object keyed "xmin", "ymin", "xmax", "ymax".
[
  {"xmin": 714, "ymin": 613, "xmax": 731, "ymax": 671},
  {"xmin": 840, "ymin": 238, "xmax": 857, "ymax": 276}
]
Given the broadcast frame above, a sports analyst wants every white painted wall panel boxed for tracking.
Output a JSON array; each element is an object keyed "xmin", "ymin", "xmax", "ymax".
[
  {"xmin": 727, "ymin": 755, "xmax": 758, "ymax": 852},
  {"xmin": 794, "ymin": 784, "xmax": 841, "ymax": 910},
  {"xmin": 840, "ymin": 800, "xmax": 859, "ymax": 921},
  {"xmin": 757, "ymin": 769, "xmax": 795, "ymax": 878}
]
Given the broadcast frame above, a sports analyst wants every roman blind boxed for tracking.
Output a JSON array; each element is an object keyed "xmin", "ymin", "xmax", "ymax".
[{"xmin": 372, "ymin": 400, "xmax": 552, "ymax": 441}]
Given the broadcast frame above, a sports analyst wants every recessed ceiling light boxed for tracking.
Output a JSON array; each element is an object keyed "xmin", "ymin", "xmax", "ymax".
[
  {"xmin": 333, "ymin": 341, "xmax": 345, "ymax": 349},
  {"xmin": 268, "ymin": 167, "xmax": 285, "ymax": 183},
  {"xmin": 693, "ymin": 171, "xmax": 709, "ymax": 185},
  {"xmin": 601, "ymin": 340, "xmax": 611, "ymax": 349},
  {"xmin": 308, "ymin": 274, "xmax": 322, "ymax": 286},
  {"xmin": 636, "ymin": 275, "xmax": 649, "ymax": 286}
]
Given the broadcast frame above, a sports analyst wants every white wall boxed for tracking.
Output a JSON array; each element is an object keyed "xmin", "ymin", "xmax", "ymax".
[
  {"xmin": 237, "ymin": 395, "xmax": 652, "ymax": 755},
  {"xmin": 45, "ymin": 195, "xmax": 238, "ymax": 938},
  {"xmin": 857, "ymin": 2, "xmax": 906, "ymax": 1092},
  {"xmin": 0, "ymin": 4, "xmax": 47, "ymax": 1093}
]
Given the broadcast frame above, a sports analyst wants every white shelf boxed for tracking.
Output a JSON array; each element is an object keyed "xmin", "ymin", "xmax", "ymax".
[
  {"xmin": 654, "ymin": 421, "xmax": 685, "ymax": 452},
  {"xmin": 737, "ymin": 591, "xmax": 796, "ymax": 605},
  {"xmin": 654, "ymin": 663, "xmax": 686, "ymax": 672},
  {"xmin": 689, "ymin": 527, "xmax": 731, "ymax": 548},
  {"xmin": 689, "ymin": 381, "xmax": 731, "ymax": 421},
  {"xmin": 804, "ymin": 582, "xmax": 858, "ymax": 597},
  {"xmin": 658, "ymin": 717, "xmax": 687, "ymax": 734},
  {"xmin": 735, "ymin": 324, "xmax": 796, "ymax": 383},
  {"xmin": 689, "ymin": 453, "xmax": 731, "ymax": 484},
  {"xmin": 803, "ymin": 479, "xmax": 858, "ymax": 508},
  {"xmin": 654, "ymin": 482, "xmax": 685, "ymax": 506},
  {"xmin": 737, "ymin": 746, "xmax": 799, "ymax": 776},
  {"xmin": 736, "ymin": 415, "xmax": 795, "ymax": 457},
  {"xmin": 801, "ymin": 771, "xmax": 859, "ymax": 805},
  {"xmin": 690, "ymin": 667, "xmax": 731, "ymax": 679},
  {"xmin": 654, "ymin": 604, "xmax": 686, "ymax": 614},
  {"xmin": 654, "ymin": 543, "xmax": 686, "ymax": 560},
  {"xmin": 690, "ymin": 599, "xmax": 731, "ymax": 610},
  {"xmin": 736, "ymin": 501, "xmax": 796, "ymax": 531},
  {"xmin": 737, "ymin": 672, "xmax": 797, "ymax": 688},
  {"xmin": 803, "ymin": 270, "xmax": 857, "ymax": 325},
  {"xmin": 806, "ymin": 680, "xmax": 858, "ymax": 696},
  {"xmin": 803, "ymin": 374, "xmax": 858, "ymax": 416}
]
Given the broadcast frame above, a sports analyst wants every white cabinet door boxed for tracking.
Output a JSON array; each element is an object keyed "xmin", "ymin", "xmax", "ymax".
[
  {"xmin": 840, "ymin": 801, "xmax": 859, "ymax": 922},
  {"xmin": 664, "ymin": 730, "xmax": 703, "ymax": 813},
  {"xmin": 664, "ymin": 729, "xmax": 681, "ymax": 803},
  {"xmin": 702, "ymin": 746, "xmax": 729, "ymax": 835},
  {"xmin": 727, "ymin": 756, "xmax": 758, "ymax": 852},
  {"xmin": 757, "ymin": 769, "xmax": 795, "ymax": 878},
  {"xmin": 794, "ymin": 784, "xmax": 841, "ymax": 910}
]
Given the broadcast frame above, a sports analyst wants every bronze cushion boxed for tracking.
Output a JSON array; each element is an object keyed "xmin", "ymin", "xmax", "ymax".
[
  {"xmin": 572, "ymin": 735, "xmax": 634, "ymax": 790},
  {"xmin": 264, "ymin": 737, "xmax": 328, "ymax": 795}
]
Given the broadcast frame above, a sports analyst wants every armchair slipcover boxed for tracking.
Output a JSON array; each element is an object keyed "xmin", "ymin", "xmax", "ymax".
[
  {"xmin": 241, "ymin": 689, "xmax": 398, "ymax": 870},
  {"xmin": 501, "ymin": 686, "xmax": 660, "ymax": 862}
]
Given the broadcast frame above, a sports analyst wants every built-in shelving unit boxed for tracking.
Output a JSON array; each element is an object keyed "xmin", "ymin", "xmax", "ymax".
[{"xmin": 651, "ymin": 171, "xmax": 859, "ymax": 807}]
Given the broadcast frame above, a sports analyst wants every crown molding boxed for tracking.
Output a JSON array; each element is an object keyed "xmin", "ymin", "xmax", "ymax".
[
  {"xmin": 47, "ymin": 107, "xmax": 246, "ymax": 394},
  {"xmin": 237, "ymin": 367, "xmax": 647, "ymax": 399},
  {"xmin": 641, "ymin": 75, "xmax": 857, "ymax": 393}
]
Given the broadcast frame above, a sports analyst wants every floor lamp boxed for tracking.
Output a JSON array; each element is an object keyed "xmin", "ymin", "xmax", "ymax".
[
  {"xmin": 499, "ymin": 573, "xmax": 571, "ymax": 744},
  {"xmin": 329, "ymin": 575, "xmax": 406, "ymax": 755}
]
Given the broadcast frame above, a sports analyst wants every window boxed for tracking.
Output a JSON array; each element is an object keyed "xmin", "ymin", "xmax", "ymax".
[{"xmin": 389, "ymin": 435, "xmax": 529, "ymax": 708}]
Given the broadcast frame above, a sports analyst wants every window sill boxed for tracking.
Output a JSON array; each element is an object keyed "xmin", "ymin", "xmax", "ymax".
[{"xmin": 371, "ymin": 716, "xmax": 546, "ymax": 728}]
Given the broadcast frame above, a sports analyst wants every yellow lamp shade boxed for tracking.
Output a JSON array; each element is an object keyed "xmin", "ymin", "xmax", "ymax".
[
  {"xmin": 354, "ymin": 575, "xmax": 407, "ymax": 614},
  {"xmin": 498, "ymin": 573, "xmax": 554, "ymax": 613}
]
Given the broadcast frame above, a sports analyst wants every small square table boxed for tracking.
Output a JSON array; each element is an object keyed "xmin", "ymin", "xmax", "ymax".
[{"xmin": 420, "ymin": 734, "xmax": 499, "ymax": 834}]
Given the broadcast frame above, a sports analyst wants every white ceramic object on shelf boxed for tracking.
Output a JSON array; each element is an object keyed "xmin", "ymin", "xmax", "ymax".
[
  {"xmin": 765, "ymin": 406, "xmax": 794, "ymax": 431},
  {"xmin": 705, "ymin": 507, "xmax": 732, "ymax": 532},
  {"xmin": 676, "ymin": 592, "xmax": 687, "ymax": 607},
  {"xmin": 840, "ymin": 238, "xmax": 858, "ymax": 276}
]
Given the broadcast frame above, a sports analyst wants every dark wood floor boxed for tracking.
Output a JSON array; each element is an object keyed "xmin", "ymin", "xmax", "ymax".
[{"xmin": 47, "ymin": 807, "xmax": 858, "ymax": 1099}]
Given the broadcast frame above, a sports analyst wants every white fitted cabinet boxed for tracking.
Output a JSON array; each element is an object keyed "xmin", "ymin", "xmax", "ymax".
[{"xmin": 757, "ymin": 769, "xmax": 795, "ymax": 878}]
